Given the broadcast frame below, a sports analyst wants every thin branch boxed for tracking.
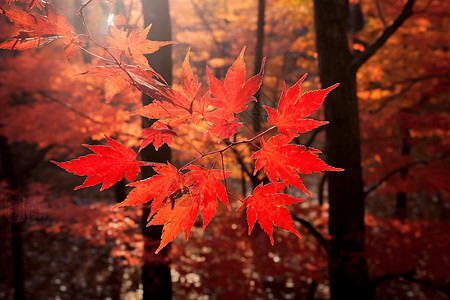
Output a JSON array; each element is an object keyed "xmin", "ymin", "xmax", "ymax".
[
  {"xmin": 371, "ymin": 269, "xmax": 416, "ymax": 288},
  {"xmin": 304, "ymin": 126, "xmax": 325, "ymax": 148},
  {"xmin": 364, "ymin": 160, "xmax": 426, "ymax": 197},
  {"xmin": 368, "ymin": 73, "xmax": 449, "ymax": 114},
  {"xmin": 292, "ymin": 215, "xmax": 330, "ymax": 255},
  {"xmin": 351, "ymin": 0, "xmax": 416, "ymax": 72},
  {"xmin": 375, "ymin": 0, "xmax": 387, "ymax": 27},
  {"xmin": 318, "ymin": 172, "xmax": 328, "ymax": 205},
  {"xmin": 413, "ymin": 0, "xmax": 435, "ymax": 14},
  {"xmin": 370, "ymin": 269, "xmax": 450, "ymax": 296},
  {"xmin": 39, "ymin": 92, "xmax": 103, "ymax": 125},
  {"xmin": 179, "ymin": 126, "xmax": 276, "ymax": 171},
  {"xmin": 189, "ymin": 0, "xmax": 224, "ymax": 56}
]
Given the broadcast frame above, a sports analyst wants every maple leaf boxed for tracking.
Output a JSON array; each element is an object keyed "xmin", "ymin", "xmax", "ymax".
[
  {"xmin": 204, "ymin": 47, "xmax": 265, "ymax": 140},
  {"xmin": 185, "ymin": 165, "xmax": 231, "ymax": 229},
  {"xmin": 265, "ymin": 74, "xmax": 339, "ymax": 136},
  {"xmin": 26, "ymin": 0, "xmax": 45, "ymax": 11},
  {"xmin": 148, "ymin": 194, "xmax": 200, "ymax": 254},
  {"xmin": 7, "ymin": 0, "xmax": 45, "ymax": 11},
  {"xmin": 52, "ymin": 135, "xmax": 145, "ymax": 191},
  {"xmin": 107, "ymin": 24, "xmax": 175, "ymax": 69},
  {"xmin": 113, "ymin": 163, "xmax": 185, "ymax": 218},
  {"xmin": 237, "ymin": 183, "xmax": 304, "ymax": 244},
  {"xmin": 139, "ymin": 121, "xmax": 177, "ymax": 152},
  {"xmin": 182, "ymin": 48, "xmax": 201, "ymax": 101},
  {"xmin": 207, "ymin": 47, "xmax": 265, "ymax": 115},
  {"xmin": 0, "ymin": 8, "xmax": 83, "ymax": 59},
  {"xmin": 83, "ymin": 64, "xmax": 170, "ymax": 102},
  {"xmin": 135, "ymin": 50, "xmax": 207, "ymax": 127},
  {"xmin": 252, "ymin": 134, "xmax": 343, "ymax": 197},
  {"xmin": 204, "ymin": 111, "xmax": 243, "ymax": 142}
]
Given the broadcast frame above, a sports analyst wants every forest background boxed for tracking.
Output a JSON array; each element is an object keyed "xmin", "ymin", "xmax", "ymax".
[{"xmin": 0, "ymin": 0, "xmax": 449, "ymax": 299}]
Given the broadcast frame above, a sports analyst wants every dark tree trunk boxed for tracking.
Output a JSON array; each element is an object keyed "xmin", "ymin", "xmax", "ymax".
[
  {"xmin": 140, "ymin": 1, "xmax": 173, "ymax": 299},
  {"xmin": 313, "ymin": 1, "xmax": 370, "ymax": 299},
  {"xmin": 0, "ymin": 136, "xmax": 26, "ymax": 300},
  {"xmin": 252, "ymin": 0, "xmax": 265, "ymax": 134},
  {"xmin": 395, "ymin": 128, "xmax": 410, "ymax": 220}
]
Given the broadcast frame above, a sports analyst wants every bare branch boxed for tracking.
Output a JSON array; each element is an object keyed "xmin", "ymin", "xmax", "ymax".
[
  {"xmin": 375, "ymin": 0, "xmax": 387, "ymax": 27},
  {"xmin": 364, "ymin": 160, "xmax": 426, "ymax": 197},
  {"xmin": 292, "ymin": 215, "xmax": 330, "ymax": 255},
  {"xmin": 39, "ymin": 92, "xmax": 103, "ymax": 125},
  {"xmin": 351, "ymin": 0, "xmax": 416, "ymax": 71},
  {"xmin": 363, "ymin": 151, "xmax": 450, "ymax": 197},
  {"xmin": 368, "ymin": 73, "xmax": 449, "ymax": 114}
]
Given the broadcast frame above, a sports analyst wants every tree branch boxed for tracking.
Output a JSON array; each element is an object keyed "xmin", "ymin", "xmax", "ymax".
[
  {"xmin": 292, "ymin": 215, "xmax": 330, "ymax": 255},
  {"xmin": 368, "ymin": 73, "xmax": 449, "ymax": 114},
  {"xmin": 351, "ymin": 0, "xmax": 416, "ymax": 72},
  {"xmin": 375, "ymin": 0, "xmax": 387, "ymax": 27},
  {"xmin": 363, "ymin": 151, "xmax": 450, "ymax": 198},
  {"xmin": 370, "ymin": 269, "xmax": 450, "ymax": 296},
  {"xmin": 363, "ymin": 160, "xmax": 426, "ymax": 197},
  {"xmin": 370, "ymin": 269, "xmax": 416, "ymax": 288}
]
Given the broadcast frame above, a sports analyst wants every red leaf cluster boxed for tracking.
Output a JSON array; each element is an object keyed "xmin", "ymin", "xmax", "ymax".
[{"xmin": 1, "ymin": 1, "xmax": 341, "ymax": 252}]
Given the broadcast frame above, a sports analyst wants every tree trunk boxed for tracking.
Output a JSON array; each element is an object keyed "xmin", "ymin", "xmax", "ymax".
[
  {"xmin": 252, "ymin": 0, "xmax": 265, "ymax": 134},
  {"xmin": 140, "ymin": 1, "xmax": 173, "ymax": 299},
  {"xmin": 0, "ymin": 136, "xmax": 26, "ymax": 300},
  {"xmin": 313, "ymin": 1, "xmax": 370, "ymax": 299},
  {"xmin": 395, "ymin": 128, "xmax": 410, "ymax": 220}
]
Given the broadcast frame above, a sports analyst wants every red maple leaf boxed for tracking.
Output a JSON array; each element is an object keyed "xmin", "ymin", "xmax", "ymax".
[
  {"xmin": 207, "ymin": 47, "xmax": 264, "ymax": 114},
  {"xmin": 253, "ymin": 134, "xmax": 343, "ymax": 196},
  {"xmin": 237, "ymin": 183, "xmax": 304, "ymax": 244},
  {"xmin": 0, "ymin": 8, "xmax": 83, "ymax": 59},
  {"xmin": 139, "ymin": 121, "xmax": 177, "ymax": 152},
  {"xmin": 265, "ymin": 74, "xmax": 339, "ymax": 136},
  {"xmin": 185, "ymin": 165, "xmax": 231, "ymax": 229},
  {"xmin": 204, "ymin": 47, "xmax": 264, "ymax": 139},
  {"xmin": 52, "ymin": 135, "xmax": 145, "ymax": 191},
  {"xmin": 107, "ymin": 24, "xmax": 175, "ymax": 69},
  {"xmin": 148, "ymin": 193, "xmax": 200, "ymax": 254},
  {"xmin": 113, "ymin": 163, "xmax": 185, "ymax": 218},
  {"xmin": 83, "ymin": 64, "xmax": 169, "ymax": 102},
  {"xmin": 134, "ymin": 51, "xmax": 207, "ymax": 127},
  {"xmin": 7, "ymin": 0, "xmax": 45, "ymax": 11},
  {"xmin": 204, "ymin": 111, "xmax": 243, "ymax": 142}
]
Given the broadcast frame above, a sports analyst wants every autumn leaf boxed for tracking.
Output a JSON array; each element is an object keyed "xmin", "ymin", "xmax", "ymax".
[
  {"xmin": 253, "ymin": 134, "xmax": 343, "ymax": 197},
  {"xmin": 185, "ymin": 165, "xmax": 231, "ymax": 229},
  {"xmin": 237, "ymin": 183, "xmax": 304, "ymax": 244},
  {"xmin": 204, "ymin": 47, "xmax": 264, "ymax": 140},
  {"xmin": 26, "ymin": 0, "xmax": 45, "ymax": 11},
  {"xmin": 52, "ymin": 135, "xmax": 145, "ymax": 191},
  {"xmin": 265, "ymin": 74, "xmax": 339, "ymax": 136},
  {"xmin": 7, "ymin": 0, "xmax": 45, "ymax": 11},
  {"xmin": 139, "ymin": 121, "xmax": 177, "ymax": 152},
  {"xmin": 204, "ymin": 111, "xmax": 243, "ymax": 142},
  {"xmin": 113, "ymin": 163, "xmax": 185, "ymax": 218},
  {"xmin": 115, "ymin": 164, "xmax": 231, "ymax": 252},
  {"xmin": 135, "ymin": 50, "xmax": 207, "ymax": 127},
  {"xmin": 83, "ymin": 64, "xmax": 169, "ymax": 102},
  {"xmin": 148, "ymin": 194, "xmax": 200, "ymax": 254},
  {"xmin": 182, "ymin": 48, "xmax": 201, "ymax": 101},
  {"xmin": 207, "ymin": 47, "xmax": 265, "ymax": 115},
  {"xmin": 107, "ymin": 24, "xmax": 175, "ymax": 69},
  {"xmin": 0, "ymin": 8, "xmax": 83, "ymax": 59}
]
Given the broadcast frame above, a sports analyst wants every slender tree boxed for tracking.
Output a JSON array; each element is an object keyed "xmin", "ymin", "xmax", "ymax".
[
  {"xmin": 140, "ymin": 0, "xmax": 173, "ymax": 299},
  {"xmin": 313, "ymin": 0, "xmax": 416, "ymax": 298}
]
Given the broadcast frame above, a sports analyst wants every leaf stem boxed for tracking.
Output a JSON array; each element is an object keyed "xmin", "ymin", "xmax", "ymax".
[
  {"xmin": 175, "ymin": 135, "xmax": 203, "ymax": 156},
  {"xmin": 179, "ymin": 125, "xmax": 275, "ymax": 171}
]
